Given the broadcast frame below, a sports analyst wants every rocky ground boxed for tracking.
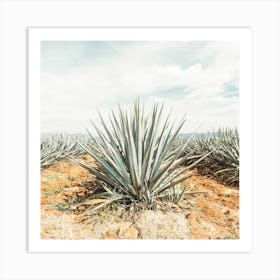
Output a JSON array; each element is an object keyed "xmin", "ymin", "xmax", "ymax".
[{"xmin": 40, "ymin": 155, "xmax": 239, "ymax": 240}]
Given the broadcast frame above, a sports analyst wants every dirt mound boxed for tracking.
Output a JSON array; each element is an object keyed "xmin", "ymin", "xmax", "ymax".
[
  {"xmin": 135, "ymin": 210, "xmax": 191, "ymax": 239},
  {"xmin": 186, "ymin": 171, "xmax": 239, "ymax": 239}
]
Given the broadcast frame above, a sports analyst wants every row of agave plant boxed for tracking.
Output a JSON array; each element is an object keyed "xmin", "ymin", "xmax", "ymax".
[
  {"xmin": 41, "ymin": 100, "xmax": 239, "ymax": 210},
  {"xmin": 180, "ymin": 128, "xmax": 239, "ymax": 186},
  {"xmin": 41, "ymin": 133, "xmax": 93, "ymax": 168}
]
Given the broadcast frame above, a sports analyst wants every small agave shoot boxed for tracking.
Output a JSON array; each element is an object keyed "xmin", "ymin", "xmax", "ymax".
[{"xmin": 71, "ymin": 100, "xmax": 212, "ymax": 212}]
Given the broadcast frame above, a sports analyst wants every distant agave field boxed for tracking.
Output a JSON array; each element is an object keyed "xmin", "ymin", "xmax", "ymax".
[
  {"xmin": 41, "ymin": 128, "xmax": 239, "ymax": 186},
  {"xmin": 40, "ymin": 133, "xmax": 93, "ymax": 168},
  {"xmin": 181, "ymin": 128, "xmax": 239, "ymax": 186}
]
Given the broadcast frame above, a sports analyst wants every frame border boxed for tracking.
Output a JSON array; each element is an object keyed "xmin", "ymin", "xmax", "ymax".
[
  {"xmin": 1, "ymin": 1, "xmax": 279, "ymax": 279},
  {"xmin": 29, "ymin": 27, "xmax": 252, "ymax": 253}
]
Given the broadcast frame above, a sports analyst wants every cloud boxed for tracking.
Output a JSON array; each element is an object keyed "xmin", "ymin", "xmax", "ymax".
[{"xmin": 41, "ymin": 41, "xmax": 239, "ymax": 133}]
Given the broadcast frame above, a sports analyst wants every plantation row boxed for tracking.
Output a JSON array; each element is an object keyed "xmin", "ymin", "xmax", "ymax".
[
  {"xmin": 183, "ymin": 128, "xmax": 239, "ymax": 185},
  {"xmin": 40, "ymin": 133, "xmax": 91, "ymax": 168},
  {"xmin": 41, "ymin": 128, "xmax": 239, "ymax": 186}
]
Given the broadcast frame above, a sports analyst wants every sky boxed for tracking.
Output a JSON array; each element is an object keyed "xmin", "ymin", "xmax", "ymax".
[{"xmin": 41, "ymin": 41, "xmax": 239, "ymax": 133}]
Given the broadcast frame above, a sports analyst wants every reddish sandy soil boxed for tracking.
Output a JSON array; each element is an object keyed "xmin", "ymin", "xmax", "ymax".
[{"xmin": 40, "ymin": 155, "xmax": 239, "ymax": 239}]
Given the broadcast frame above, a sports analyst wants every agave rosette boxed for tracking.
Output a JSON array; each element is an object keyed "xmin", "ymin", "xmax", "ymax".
[{"xmin": 72, "ymin": 100, "xmax": 211, "ymax": 209}]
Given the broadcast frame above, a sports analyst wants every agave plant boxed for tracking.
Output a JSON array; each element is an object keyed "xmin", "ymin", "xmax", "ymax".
[
  {"xmin": 209, "ymin": 128, "xmax": 239, "ymax": 185},
  {"xmin": 71, "ymin": 100, "xmax": 211, "ymax": 210},
  {"xmin": 183, "ymin": 128, "xmax": 239, "ymax": 185}
]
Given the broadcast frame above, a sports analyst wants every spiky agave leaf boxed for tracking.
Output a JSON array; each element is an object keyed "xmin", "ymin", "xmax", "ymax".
[{"xmin": 73, "ymin": 99, "xmax": 211, "ymax": 208}]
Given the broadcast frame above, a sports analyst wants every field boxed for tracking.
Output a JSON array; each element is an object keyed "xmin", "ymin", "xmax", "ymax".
[{"xmin": 40, "ymin": 127, "xmax": 239, "ymax": 240}]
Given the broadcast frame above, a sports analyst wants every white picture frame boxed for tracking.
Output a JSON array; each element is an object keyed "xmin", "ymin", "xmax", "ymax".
[
  {"xmin": 1, "ymin": 0, "xmax": 279, "ymax": 279},
  {"xmin": 28, "ymin": 27, "xmax": 252, "ymax": 253}
]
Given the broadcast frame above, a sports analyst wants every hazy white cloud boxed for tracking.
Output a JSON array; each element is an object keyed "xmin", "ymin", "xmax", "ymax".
[{"xmin": 41, "ymin": 41, "xmax": 239, "ymax": 133}]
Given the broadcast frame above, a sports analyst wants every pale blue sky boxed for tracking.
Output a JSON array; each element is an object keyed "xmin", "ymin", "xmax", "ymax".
[{"xmin": 41, "ymin": 41, "xmax": 239, "ymax": 133}]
